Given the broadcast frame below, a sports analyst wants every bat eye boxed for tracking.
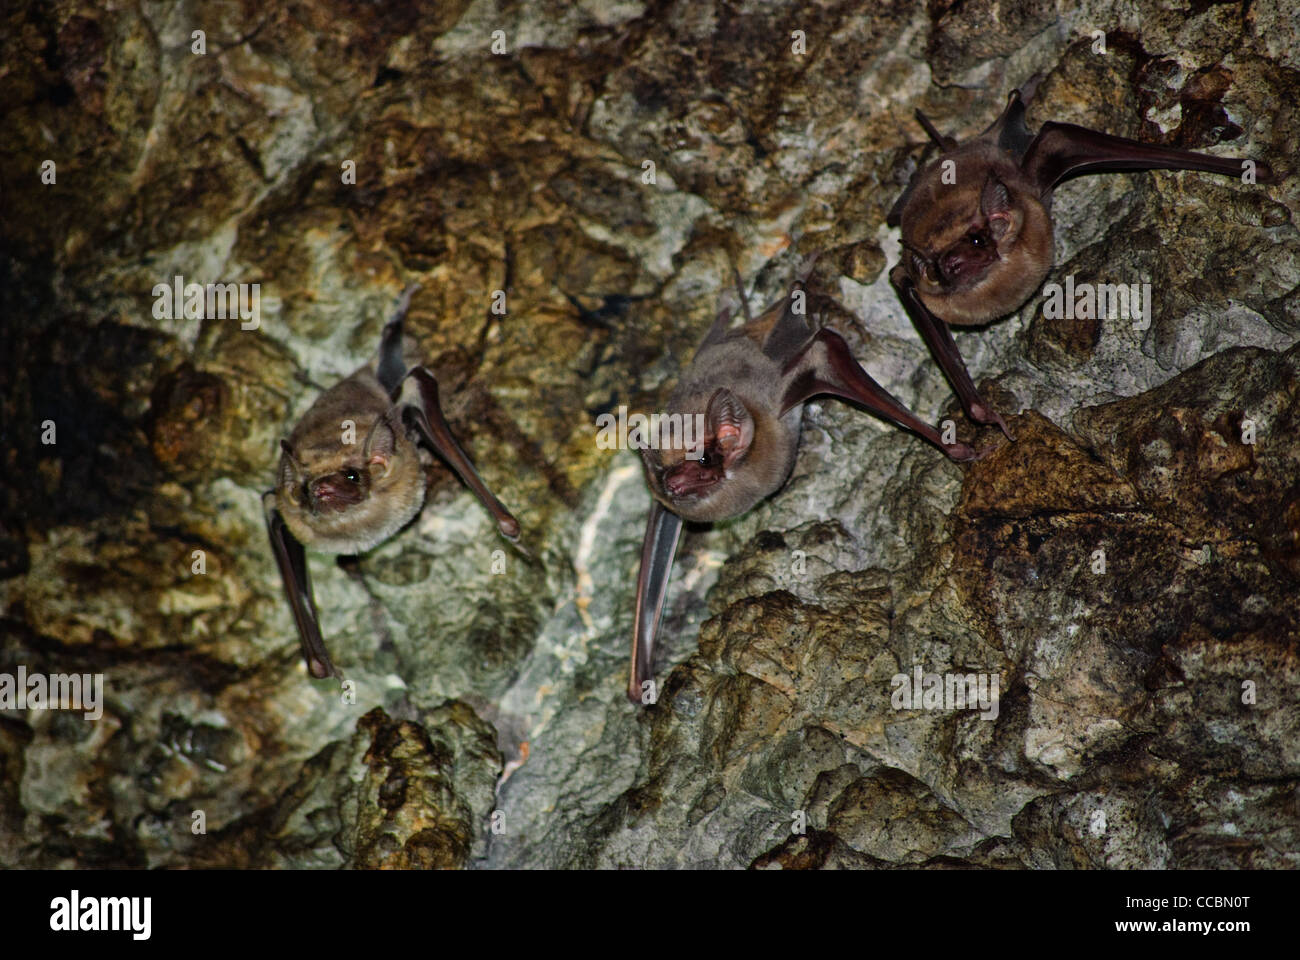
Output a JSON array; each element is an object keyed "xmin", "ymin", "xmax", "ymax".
[
  {"xmin": 343, "ymin": 469, "xmax": 360, "ymax": 484},
  {"xmin": 968, "ymin": 232, "xmax": 987, "ymax": 247}
]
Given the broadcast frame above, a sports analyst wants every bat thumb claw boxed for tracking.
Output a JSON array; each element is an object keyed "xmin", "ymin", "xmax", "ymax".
[
  {"xmin": 943, "ymin": 436, "xmax": 1009, "ymax": 462},
  {"xmin": 943, "ymin": 441, "xmax": 982, "ymax": 462},
  {"xmin": 993, "ymin": 417, "xmax": 1016, "ymax": 442},
  {"xmin": 970, "ymin": 402, "xmax": 1016, "ymax": 442}
]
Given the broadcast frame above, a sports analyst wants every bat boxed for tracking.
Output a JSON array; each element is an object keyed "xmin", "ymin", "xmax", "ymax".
[
  {"xmin": 887, "ymin": 85, "xmax": 1274, "ymax": 436},
  {"xmin": 262, "ymin": 284, "xmax": 520, "ymax": 679},
  {"xmin": 628, "ymin": 260, "xmax": 982, "ymax": 703}
]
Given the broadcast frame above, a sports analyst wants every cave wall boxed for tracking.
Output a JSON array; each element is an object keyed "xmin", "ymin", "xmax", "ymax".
[{"xmin": 0, "ymin": 0, "xmax": 1297, "ymax": 868}]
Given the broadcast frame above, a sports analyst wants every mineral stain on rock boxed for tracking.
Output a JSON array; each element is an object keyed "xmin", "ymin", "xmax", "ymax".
[{"xmin": 0, "ymin": 0, "xmax": 1297, "ymax": 870}]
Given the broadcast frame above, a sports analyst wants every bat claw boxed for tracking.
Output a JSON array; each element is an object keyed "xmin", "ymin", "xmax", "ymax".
[
  {"xmin": 970, "ymin": 403, "xmax": 1015, "ymax": 442},
  {"xmin": 943, "ymin": 441, "xmax": 983, "ymax": 462}
]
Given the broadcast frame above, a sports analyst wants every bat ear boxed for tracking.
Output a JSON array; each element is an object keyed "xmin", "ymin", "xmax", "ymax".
[
  {"xmin": 364, "ymin": 409, "xmax": 399, "ymax": 475},
  {"xmin": 636, "ymin": 443, "xmax": 666, "ymax": 493},
  {"xmin": 706, "ymin": 388, "xmax": 754, "ymax": 467},
  {"xmin": 981, "ymin": 175, "xmax": 1016, "ymax": 240},
  {"xmin": 901, "ymin": 240, "xmax": 937, "ymax": 284},
  {"xmin": 278, "ymin": 440, "xmax": 305, "ymax": 489},
  {"xmin": 981, "ymin": 175, "xmax": 1012, "ymax": 218}
]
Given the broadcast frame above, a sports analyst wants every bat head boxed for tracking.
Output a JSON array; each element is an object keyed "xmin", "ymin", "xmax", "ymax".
[
  {"xmin": 275, "ymin": 411, "xmax": 426, "ymax": 554},
  {"xmin": 902, "ymin": 170, "xmax": 1054, "ymax": 325},
  {"xmin": 640, "ymin": 387, "xmax": 796, "ymax": 523}
]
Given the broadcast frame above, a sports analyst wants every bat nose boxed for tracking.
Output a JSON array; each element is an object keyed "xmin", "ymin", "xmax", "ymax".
[
  {"xmin": 665, "ymin": 462, "xmax": 715, "ymax": 498},
  {"xmin": 310, "ymin": 477, "xmax": 362, "ymax": 508},
  {"xmin": 310, "ymin": 478, "xmax": 338, "ymax": 501}
]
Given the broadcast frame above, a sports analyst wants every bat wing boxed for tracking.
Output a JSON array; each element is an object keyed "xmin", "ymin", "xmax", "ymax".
[
  {"xmin": 262, "ymin": 492, "xmax": 337, "ymax": 679},
  {"xmin": 696, "ymin": 301, "xmax": 739, "ymax": 355},
  {"xmin": 778, "ymin": 325, "xmax": 983, "ymax": 461},
  {"xmin": 757, "ymin": 253, "xmax": 821, "ymax": 363},
  {"xmin": 887, "ymin": 113, "xmax": 953, "ymax": 229},
  {"xmin": 400, "ymin": 367, "xmax": 521, "ymax": 540},
  {"xmin": 889, "ymin": 267, "xmax": 1014, "ymax": 439},
  {"xmin": 628, "ymin": 499, "xmax": 684, "ymax": 704},
  {"xmin": 982, "ymin": 88, "xmax": 1036, "ymax": 158},
  {"xmin": 1021, "ymin": 121, "xmax": 1273, "ymax": 196},
  {"xmin": 377, "ymin": 283, "xmax": 422, "ymax": 398}
]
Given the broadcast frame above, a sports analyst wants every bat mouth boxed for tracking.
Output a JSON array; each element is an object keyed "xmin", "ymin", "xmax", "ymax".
[
  {"xmin": 663, "ymin": 460, "xmax": 724, "ymax": 500},
  {"xmin": 308, "ymin": 474, "xmax": 367, "ymax": 512},
  {"xmin": 938, "ymin": 251, "xmax": 998, "ymax": 289}
]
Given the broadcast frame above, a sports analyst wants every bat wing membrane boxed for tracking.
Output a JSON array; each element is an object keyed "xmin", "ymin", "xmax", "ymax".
[
  {"xmin": 889, "ymin": 268, "xmax": 1014, "ymax": 439},
  {"xmin": 400, "ymin": 368, "xmax": 521, "ymax": 540},
  {"xmin": 1022, "ymin": 121, "xmax": 1272, "ymax": 196},
  {"xmin": 628, "ymin": 500, "xmax": 684, "ymax": 704},
  {"xmin": 758, "ymin": 254, "xmax": 821, "ymax": 362},
  {"xmin": 262, "ymin": 492, "xmax": 336, "ymax": 679},
  {"xmin": 376, "ymin": 283, "xmax": 422, "ymax": 398},
  {"xmin": 779, "ymin": 326, "xmax": 982, "ymax": 461}
]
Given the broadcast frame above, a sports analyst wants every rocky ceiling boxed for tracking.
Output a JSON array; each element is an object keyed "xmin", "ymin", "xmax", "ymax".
[{"xmin": 0, "ymin": 0, "xmax": 1297, "ymax": 869}]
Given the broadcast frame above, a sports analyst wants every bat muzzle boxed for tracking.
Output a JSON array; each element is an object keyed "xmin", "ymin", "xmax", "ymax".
[
  {"xmin": 939, "ymin": 248, "xmax": 996, "ymax": 288},
  {"xmin": 664, "ymin": 461, "xmax": 722, "ymax": 499},
  {"xmin": 309, "ymin": 476, "xmax": 365, "ymax": 511}
]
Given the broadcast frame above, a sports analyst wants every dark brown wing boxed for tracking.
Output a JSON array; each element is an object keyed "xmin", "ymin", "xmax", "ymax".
[
  {"xmin": 1022, "ymin": 121, "xmax": 1273, "ymax": 196},
  {"xmin": 262, "ymin": 492, "xmax": 336, "ymax": 679},
  {"xmin": 627, "ymin": 500, "xmax": 684, "ymax": 704},
  {"xmin": 778, "ymin": 327, "xmax": 982, "ymax": 461},
  {"xmin": 377, "ymin": 283, "xmax": 422, "ymax": 398},
  {"xmin": 888, "ymin": 267, "xmax": 1014, "ymax": 439},
  {"xmin": 401, "ymin": 367, "xmax": 521, "ymax": 540}
]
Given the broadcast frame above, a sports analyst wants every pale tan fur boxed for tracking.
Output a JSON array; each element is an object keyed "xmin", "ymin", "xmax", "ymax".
[
  {"xmin": 643, "ymin": 336, "xmax": 802, "ymax": 524},
  {"xmin": 276, "ymin": 364, "xmax": 427, "ymax": 554}
]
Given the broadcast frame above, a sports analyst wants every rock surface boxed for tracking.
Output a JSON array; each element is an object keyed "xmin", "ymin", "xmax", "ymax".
[{"xmin": 0, "ymin": 0, "xmax": 1296, "ymax": 869}]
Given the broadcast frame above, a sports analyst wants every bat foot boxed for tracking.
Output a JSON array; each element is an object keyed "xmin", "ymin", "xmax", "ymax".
[
  {"xmin": 307, "ymin": 656, "xmax": 339, "ymax": 680},
  {"xmin": 942, "ymin": 441, "xmax": 983, "ymax": 462},
  {"xmin": 970, "ymin": 403, "xmax": 1015, "ymax": 442},
  {"xmin": 626, "ymin": 681, "xmax": 659, "ymax": 707}
]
